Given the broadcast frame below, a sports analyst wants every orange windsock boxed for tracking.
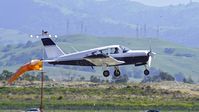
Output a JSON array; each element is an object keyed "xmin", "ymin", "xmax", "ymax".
[{"xmin": 8, "ymin": 59, "xmax": 43, "ymax": 84}]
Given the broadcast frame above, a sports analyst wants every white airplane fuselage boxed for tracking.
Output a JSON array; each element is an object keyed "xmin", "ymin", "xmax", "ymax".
[{"xmin": 48, "ymin": 45, "xmax": 149, "ymax": 67}]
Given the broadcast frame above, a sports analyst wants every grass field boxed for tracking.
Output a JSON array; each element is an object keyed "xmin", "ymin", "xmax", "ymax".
[
  {"xmin": 0, "ymin": 81, "xmax": 198, "ymax": 111},
  {"xmin": 0, "ymin": 110, "xmax": 198, "ymax": 112}
]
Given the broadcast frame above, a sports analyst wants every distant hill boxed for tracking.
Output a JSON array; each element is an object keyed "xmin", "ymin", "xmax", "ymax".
[
  {"xmin": 0, "ymin": 35, "xmax": 199, "ymax": 81},
  {"xmin": 0, "ymin": 28, "xmax": 35, "ymax": 45},
  {"xmin": 0, "ymin": 0, "xmax": 199, "ymax": 47}
]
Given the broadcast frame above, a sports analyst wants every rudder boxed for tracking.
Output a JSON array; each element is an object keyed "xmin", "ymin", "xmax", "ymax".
[{"xmin": 41, "ymin": 38, "xmax": 65, "ymax": 59}]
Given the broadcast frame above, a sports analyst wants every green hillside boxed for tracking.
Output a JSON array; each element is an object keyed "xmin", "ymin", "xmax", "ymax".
[
  {"xmin": 0, "ymin": 28, "xmax": 35, "ymax": 45},
  {"xmin": 0, "ymin": 35, "xmax": 199, "ymax": 81}
]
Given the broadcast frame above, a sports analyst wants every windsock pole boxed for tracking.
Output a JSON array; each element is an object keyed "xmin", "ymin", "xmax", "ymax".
[
  {"xmin": 40, "ymin": 70, "xmax": 44, "ymax": 112},
  {"xmin": 40, "ymin": 31, "xmax": 46, "ymax": 112}
]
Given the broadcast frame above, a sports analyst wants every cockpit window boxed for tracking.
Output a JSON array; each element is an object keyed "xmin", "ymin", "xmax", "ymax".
[
  {"xmin": 120, "ymin": 46, "xmax": 130, "ymax": 53},
  {"xmin": 99, "ymin": 49, "xmax": 109, "ymax": 55},
  {"xmin": 111, "ymin": 47, "xmax": 119, "ymax": 54}
]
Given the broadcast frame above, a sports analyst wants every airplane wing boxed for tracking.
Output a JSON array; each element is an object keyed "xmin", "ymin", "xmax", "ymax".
[{"xmin": 84, "ymin": 54, "xmax": 124, "ymax": 66}]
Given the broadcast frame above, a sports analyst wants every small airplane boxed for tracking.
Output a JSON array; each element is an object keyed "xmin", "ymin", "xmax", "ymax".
[{"xmin": 36, "ymin": 31, "xmax": 156, "ymax": 77}]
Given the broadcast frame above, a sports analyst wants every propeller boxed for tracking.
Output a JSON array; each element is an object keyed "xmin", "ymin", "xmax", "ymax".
[
  {"xmin": 147, "ymin": 39, "xmax": 156, "ymax": 67},
  {"xmin": 148, "ymin": 56, "xmax": 152, "ymax": 67}
]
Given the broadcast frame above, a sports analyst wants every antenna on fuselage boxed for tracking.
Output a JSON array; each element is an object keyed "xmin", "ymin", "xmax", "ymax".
[
  {"xmin": 70, "ymin": 46, "xmax": 79, "ymax": 52},
  {"xmin": 149, "ymin": 39, "xmax": 152, "ymax": 52}
]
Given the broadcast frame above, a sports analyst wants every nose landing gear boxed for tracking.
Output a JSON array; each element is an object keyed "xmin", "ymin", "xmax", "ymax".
[
  {"xmin": 144, "ymin": 65, "xmax": 150, "ymax": 76},
  {"xmin": 144, "ymin": 69, "xmax": 150, "ymax": 76},
  {"xmin": 114, "ymin": 66, "xmax": 120, "ymax": 77},
  {"xmin": 114, "ymin": 69, "xmax": 121, "ymax": 77}
]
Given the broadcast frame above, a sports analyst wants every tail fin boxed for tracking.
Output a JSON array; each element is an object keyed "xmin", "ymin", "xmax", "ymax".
[{"xmin": 41, "ymin": 38, "xmax": 65, "ymax": 59}]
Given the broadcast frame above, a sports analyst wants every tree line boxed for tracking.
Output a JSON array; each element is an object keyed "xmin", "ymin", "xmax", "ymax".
[
  {"xmin": 0, "ymin": 69, "xmax": 195, "ymax": 84},
  {"xmin": 0, "ymin": 70, "xmax": 51, "ymax": 82}
]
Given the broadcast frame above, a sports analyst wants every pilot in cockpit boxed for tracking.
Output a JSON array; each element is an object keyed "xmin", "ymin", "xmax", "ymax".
[{"xmin": 114, "ymin": 47, "xmax": 119, "ymax": 54}]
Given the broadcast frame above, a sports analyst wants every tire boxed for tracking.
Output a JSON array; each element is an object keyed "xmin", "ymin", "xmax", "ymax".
[
  {"xmin": 103, "ymin": 70, "xmax": 110, "ymax": 77},
  {"xmin": 144, "ymin": 69, "xmax": 150, "ymax": 76},
  {"xmin": 114, "ymin": 69, "xmax": 121, "ymax": 77}
]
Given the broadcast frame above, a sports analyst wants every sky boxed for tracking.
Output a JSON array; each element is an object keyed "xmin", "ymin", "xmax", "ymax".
[{"xmin": 131, "ymin": 0, "xmax": 199, "ymax": 6}]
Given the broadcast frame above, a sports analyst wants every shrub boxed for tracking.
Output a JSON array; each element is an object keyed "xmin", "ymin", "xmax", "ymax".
[
  {"xmin": 164, "ymin": 48, "xmax": 175, "ymax": 54},
  {"xmin": 142, "ymin": 71, "xmax": 174, "ymax": 83}
]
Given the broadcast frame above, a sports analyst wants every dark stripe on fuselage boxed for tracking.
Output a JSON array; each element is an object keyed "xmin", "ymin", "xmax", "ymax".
[
  {"xmin": 49, "ymin": 60, "xmax": 95, "ymax": 66},
  {"xmin": 41, "ymin": 38, "xmax": 56, "ymax": 46},
  {"xmin": 116, "ymin": 56, "xmax": 149, "ymax": 65},
  {"xmin": 48, "ymin": 56, "xmax": 149, "ymax": 66}
]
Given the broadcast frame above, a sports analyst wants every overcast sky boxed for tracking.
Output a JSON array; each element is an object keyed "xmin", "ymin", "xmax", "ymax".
[{"xmin": 131, "ymin": 0, "xmax": 199, "ymax": 6}]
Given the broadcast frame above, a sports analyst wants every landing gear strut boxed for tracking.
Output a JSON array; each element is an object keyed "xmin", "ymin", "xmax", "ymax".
[
  {"xmin": 102, "ymin": 64, "xmax": 110, "ymax": 77},
  {"xmin": 144, "ymin": 69, "xmax": 150, "ymax": 76}
]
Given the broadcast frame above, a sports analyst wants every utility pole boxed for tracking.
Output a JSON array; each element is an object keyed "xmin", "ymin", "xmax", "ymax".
[
  {"xmin": 40, "ymin": 32, "xmax": 46, "ymax": 112},
  {"xmin": 156, "ymin": 25, "xmax": 160, "ymax": 38},
  {"xmin": 136, "ymin": 24, "xmax": 139, "ymax": 38},
  {"xmin": 66, "ymin": 19, "xmax": 70, "ymax": 35},
  {"xmin": 140, "ymin": 25, "xmax": 143, "ymax": 38},
  {"xmin": 84, "ymin": 22, "xmax": 87, "ymax": 34},
  {"xmin": 40, "ymin": 71, "xmax": 44, "ymax": 112},
  {"xmin": 84, "ymin": 25, "xmax": 87, "ymax": 34},
  {"xmin": 144, "ymin": 24, "xmax": 147, "ymax": 38},
  {"xmin": 80, "ymin": 21, "xmax": 84, "ymax": 33},
  {"xmin": 190, "ymin": 0, "xmax": 192, "ymax": 4}
]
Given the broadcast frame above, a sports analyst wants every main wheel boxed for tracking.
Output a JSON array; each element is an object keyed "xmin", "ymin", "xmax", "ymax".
[
  {"xmin": 103, "ymin": 70, "xmax": 110, "ymax": 77},
  {"xmin": 144, "ymin": 69, "xmax": 150, "ymax": 76},
  {"xmin": 114, "ymin": 69, "xmax": 121, "ymax": 77}
]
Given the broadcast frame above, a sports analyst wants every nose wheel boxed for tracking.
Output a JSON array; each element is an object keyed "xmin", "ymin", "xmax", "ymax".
[
  {"xmin": 144, "ymin": 69, "xmax": 150, "ymax": 76},
  {"xmin": 114, "ymin": 69, "xmax": 120, "ymax": 77},
  {"xmin": 103, "ymin": 70, "xmax": 110, "ymax": 77},
  {"xmin": 114, "ymin": 66, "xmax": 121, "ymax": 77}
]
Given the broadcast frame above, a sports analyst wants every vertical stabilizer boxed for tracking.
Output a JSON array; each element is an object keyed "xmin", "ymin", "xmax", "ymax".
[{"xmin": 41, "ymin": 38, "xmax": 65, "ymax": 59}]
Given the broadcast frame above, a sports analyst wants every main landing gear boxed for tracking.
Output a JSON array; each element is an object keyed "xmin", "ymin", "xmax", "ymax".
[
  {"xmin": 102, "ymin": 66, "xmax": 121, "ymax": 77},
  {"xmin": 103, "ymin": 64, "xmax": 110, "ymax": 77},
  {"xmin": 103, "ymin": 70, "xmax": 110, "ymax": 77}
]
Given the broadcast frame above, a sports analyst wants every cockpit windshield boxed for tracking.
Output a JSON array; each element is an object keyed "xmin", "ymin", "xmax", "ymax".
[{"xmin": 120, "ymin": 46, "xmax": 130, "ymax": 53}]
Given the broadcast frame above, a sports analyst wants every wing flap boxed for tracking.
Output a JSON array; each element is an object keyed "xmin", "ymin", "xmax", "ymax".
[{"xmin": 84, "ymin": 55, "xmax": 124, "ymax": 66}]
